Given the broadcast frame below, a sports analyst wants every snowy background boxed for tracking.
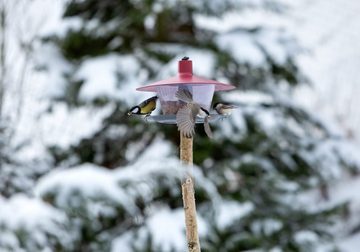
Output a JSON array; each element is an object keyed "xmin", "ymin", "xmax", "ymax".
[{"xmin": 1, "ymin": 0, "xmax": 360, "ymax": 251}]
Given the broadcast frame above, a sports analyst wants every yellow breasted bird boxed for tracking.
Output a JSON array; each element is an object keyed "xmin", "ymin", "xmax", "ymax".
[{"xmin": 127, "ymin": 96, "xmax": 158, "ymax": 117}]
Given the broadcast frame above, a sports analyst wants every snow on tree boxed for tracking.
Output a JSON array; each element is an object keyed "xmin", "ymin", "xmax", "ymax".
[
  {"xmin": 34, "ymin": 140, "xmax": 218, "ymax": 251},
  {"xmin": 0, "ymin": 0, "xmax": 360, "ymax": 251},
  {"xmin": 34, "ymin": 0, "xmax": 360, "ymax": 251},
  {"xmin": 0, "ymin": 194, "xmax": 74, "ymax": 251},
  {"xmin": 0, "ymin": 0, "xmax": 56, "ymax": 197}
]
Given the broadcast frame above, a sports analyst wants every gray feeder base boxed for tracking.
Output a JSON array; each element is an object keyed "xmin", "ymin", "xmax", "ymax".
[{"xmin": 144, "ymin": 114, "xmax": 226, "ymax": 124}]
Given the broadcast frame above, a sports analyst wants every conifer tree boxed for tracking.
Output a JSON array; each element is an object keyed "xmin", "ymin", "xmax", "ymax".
[{"xmin": 32, "ymin": 0, "xmax": 359, "ymax": 251}]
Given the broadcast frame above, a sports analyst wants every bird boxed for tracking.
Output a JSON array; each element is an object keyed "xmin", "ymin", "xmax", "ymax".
[
  {"xmin": 213, "ymin": 102, "xmax": 238, "ymax": 116},
  {"xmin": 127, "ymin": 96, "xmax": 158, "ymax": 117},
  {"xmin": 175, "ymin": 89, "xmax": 213, "ymax": 138},
  {"xmin": 203, "ymin": 115, "xmax": 213, "ymax": 138}
]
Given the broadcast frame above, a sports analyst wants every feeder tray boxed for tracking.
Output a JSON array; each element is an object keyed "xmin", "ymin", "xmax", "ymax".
[{"xmin": 145, "ymin": 114, "xmax": 225, "ymax": 124}]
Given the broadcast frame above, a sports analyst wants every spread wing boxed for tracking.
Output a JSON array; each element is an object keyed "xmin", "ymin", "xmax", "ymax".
[
  {"xmin": 204, "ymin": 116, "xmax": 213, "ymax": 139},
  {"xmin": 175, "ymin": 89, "xmax": 193, "ymax": 103},
  {"xmin": 176, "ymin": 104, "xmax": 197, "ymax": 137}
]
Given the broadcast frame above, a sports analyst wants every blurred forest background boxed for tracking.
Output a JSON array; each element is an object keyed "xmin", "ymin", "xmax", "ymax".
[{"xmin": 1, "ymin": 0, "xmax": 360, "ymax": 251}]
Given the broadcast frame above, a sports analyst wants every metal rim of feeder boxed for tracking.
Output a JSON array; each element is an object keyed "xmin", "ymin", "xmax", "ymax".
[
  {"xmin": 136, "ymin": 57, "xmax": 235, "ymax": 123},
  {"xmin": 145, "ymin": 114, "xmax": 226, "ymax": 124}
]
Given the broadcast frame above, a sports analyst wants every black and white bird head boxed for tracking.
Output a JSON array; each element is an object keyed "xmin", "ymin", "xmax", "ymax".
[{"xmin": 127, "ymin": 106, "xmax": 140, "ymax": 115}]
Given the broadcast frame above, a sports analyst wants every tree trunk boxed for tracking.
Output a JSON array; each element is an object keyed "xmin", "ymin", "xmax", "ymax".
[{"xmin": 180, "ymin": 134, "xmax": 201, "ymax": 252}]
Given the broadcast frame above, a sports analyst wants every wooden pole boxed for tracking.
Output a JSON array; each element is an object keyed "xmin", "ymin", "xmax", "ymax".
[{"xmin": 180, "ymin": 134, "xmax": 201, "ymax": 252}]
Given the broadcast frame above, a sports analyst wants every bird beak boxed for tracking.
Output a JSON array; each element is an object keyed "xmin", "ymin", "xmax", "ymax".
[{"xmin": 127, "ymin": 112, "xmax": 132, "ymax": 116}]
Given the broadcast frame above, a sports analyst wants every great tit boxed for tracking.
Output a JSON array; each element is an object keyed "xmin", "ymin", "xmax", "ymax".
[
  {"xmin": 213, "ymin": 102, "xmax": 238, "ymax": 116},
  {"xmin": 127, "ymin": 96, "xmax": 158, "ymax": 117},
  {"xmin": 175, "ymin": 89, "xmax": 213, "ymax": 138}
]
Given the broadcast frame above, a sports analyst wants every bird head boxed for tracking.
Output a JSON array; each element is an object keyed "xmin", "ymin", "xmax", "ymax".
[
  {"xmin": 213, "ymin": 102, "xmax": 221, "ymax": 110},
  {"xmin": 127, "ymin": 106, "xmax": 140, "ymax": 115}
]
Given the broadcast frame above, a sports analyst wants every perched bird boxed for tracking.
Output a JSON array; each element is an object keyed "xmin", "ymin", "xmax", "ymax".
[
  {"xmin": 127, "ymin": 96, "xmax": 158, "ymax": 117},
  {"xmin": 213, "ymin": 102, "xmax": 238, "ymax": 116},
  {"xmin": 176, "ymin": 89, "xmax": 213, "ymax": 138}
]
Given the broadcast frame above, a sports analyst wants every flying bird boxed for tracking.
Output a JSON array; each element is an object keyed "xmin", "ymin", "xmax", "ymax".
[
  {"xmin": 213, "ymin": 102, "xmax": 238, "ymax": 116},
  {"xmin": 127, "ymin": 96, "xmax": 158, "ymax": 117},
  {"xmin": 175, "ymin": 89, "xmax": 213, "ymax": 138}
]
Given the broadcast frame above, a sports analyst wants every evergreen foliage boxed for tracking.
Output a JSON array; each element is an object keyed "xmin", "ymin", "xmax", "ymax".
[{"xmin": 1, "ymin": 0, "xmax": 358, "ymax": 251}]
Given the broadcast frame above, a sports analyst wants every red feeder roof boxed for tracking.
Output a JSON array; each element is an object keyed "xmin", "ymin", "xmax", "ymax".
[{"xmin": 136, "ymin": 58, "xmax": 235, "ymax": 92}]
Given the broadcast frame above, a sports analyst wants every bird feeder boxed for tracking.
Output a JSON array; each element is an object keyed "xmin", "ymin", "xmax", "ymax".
[
  {"xmin": 137, "ymin": 57, "xmax": 234, "ymax": 123},
  {"xmin": 136, "ymin": 57, "xmax": 235, "ymax": 252}
]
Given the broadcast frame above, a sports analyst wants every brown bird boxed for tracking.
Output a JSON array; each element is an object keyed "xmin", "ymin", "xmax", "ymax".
[
  {"xmin": 213, "ymin": 102, "xmax": 238, "ymax": 116},
  {"xmin": 175, "ymin": 89, "xmax": 213, "ymax": 138}
]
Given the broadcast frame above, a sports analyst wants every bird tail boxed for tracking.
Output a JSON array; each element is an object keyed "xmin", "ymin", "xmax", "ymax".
[
  {"xmin": 225, "ymin": 104, "xmax": 238, "ymax": 109},
  {"xmin": 204, "ymin": 116, "xmax": 213, "ymax": 139},
  {"xmin": 176, "ymin": 89, "xmax": 193, "ymax": 103}
]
